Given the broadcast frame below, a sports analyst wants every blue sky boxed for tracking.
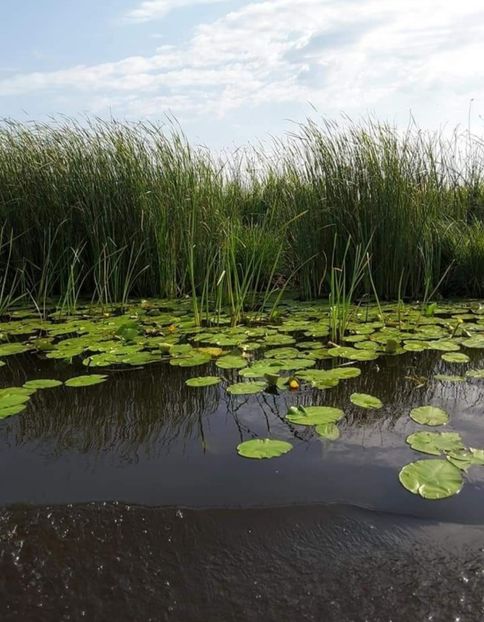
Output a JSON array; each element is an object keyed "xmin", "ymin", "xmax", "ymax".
[{"xmin": 1, "ymin": 0, "xmax": 484, "ymax": 148}]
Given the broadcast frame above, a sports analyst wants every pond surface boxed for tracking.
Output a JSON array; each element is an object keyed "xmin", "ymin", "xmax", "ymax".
[{"xmin": 1, "ymin": 300, "xmax": 484, "ymax": 620}]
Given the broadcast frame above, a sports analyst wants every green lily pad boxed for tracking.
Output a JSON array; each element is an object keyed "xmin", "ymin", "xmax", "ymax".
[
  {"xmin": 286, "ymin": 405, "xmax": 344, "ymax": 426},
  {"xmin": 215, "ymin": 355, "xmax": 248, "ymax": 370},
  {"xmin": 170, "ymin": 352, "xmax": 211, "ymax": 367},
  {"xmin": 315, "ymin": 423, "xmax": 340, "ymax": 440},
  {"xmin": 350, "ymin": 393, "xmax": 383, "ymax": 409},
  {"xmin": 446, "ymin": 450, "xmax": 474, "ymax": 471},
  {"xmin": 406, "ymin": 431, "xmax": 464, "ymax": 456},
  {"xmin": 441, "ymin": 352, "xmax": 470, "ymax": 363},
  {"xmin": 0, "ymin": 386, "xmax": 34, "ymax": 419},
  {"xmin": 0, "ymin": 360, "xmax": 5, "ymax": 367},
  {"xmin": 23, "ymin": 379, "xmax": 63, "ymax": 390},
  {"xmin": 434, "ymin": 374, "xmax": 465, "ymax": 382},
  {"xmin": 264, "ymin": 347, "xmax": 300, "ymax": 359},
  {"xmin": 465, "ymin": 369, "xmax": 484, "ymax": 379},
  {"xmin": 263, "ymin": 334, "xmax": 296, "ymax": 346},
  {"xmin": 398, "ymin": 459, "xmax": 463, "ymax": 499},
  {"xmin": 410, "ymin": 406, "xmax": 449, "ymax": 426},
  {"xmin": 227, "ymin": 381, "xmax": 266, "ymax": 395},
  {"xmin": 0, "ymin": 343, "xmax": 28, "ymax": 356},
  {"xmin": 237, "ymin": 438, "xmax": 293, "ymax": 459},
  {"xmin": 403, "ymin": 341, "xmax": 429, "ymax": 352},
  {"xmin": 428, "ymin": 340, "xmax": 460, "ymax": 352},
  {"xmin": 462, "ymin": 336, "xmax": 484, "ymax": 348},
  {"xmin": 185, "ymin": 376, "xmax": 221, "ymax": 388},
  {"xmin": 65, "ymin": 374, "xmax": 108, "ymax": 387},
  {"xmin": 330, "ymin": 367, "xmax": 361, "ymax": 380}
]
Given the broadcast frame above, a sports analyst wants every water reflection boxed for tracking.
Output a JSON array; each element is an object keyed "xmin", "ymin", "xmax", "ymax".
[
  {"xmin": 1, "ymin": 349, "xmax": 484, "ymax": 513},
  {"xmin": 0, "ymin": 359, "xmax": 220, "ymax": 461}
]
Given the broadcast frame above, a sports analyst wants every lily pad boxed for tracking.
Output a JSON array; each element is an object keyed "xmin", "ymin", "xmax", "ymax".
[
  {"xmin": 0, "ymin": 343, "xmax": 28, "ymax": 356},
  {"xmin": 428, "ymin": 340, "xmax": 460, "ymax": 352},
  {"xmin": 237, "ymin": 438, "xmax": 293, "ymax": 459},
  {"xmin": 65, "ymin": 374, "xmax": 108, "ymax": 388},
  {"xmin": 215, "ymin": 355, "xmax": 248, "ymax": 370},
  {"xmin": 315, "ymin": 423, "xmax": 340, "ymax": 440},
  {"xmin": 462, "ymin": 336, "xmax": 484, "ymax": 349},
  {"xmin": 410, "ymin": 406, "xmax": 449, "ymax": 426},
  {"xmin": 403, "ymin": 341, "xmax": 429, "ymax": 352},
  {"xmin": 441, "ymin": 352, "xmax": 470, "ymax": 363},
  {"xmin": 185, "ymin": 376, "xmax": 221, "ymax": 388},
  {"xmin": 406, "ymin": 431, "xmax": 464, "ymax": 456},
  {"xmin": 434, "ymin": 374, "xmax": 465, "ymax": 382},
  {"xmin": 170, "ymin": 352, "xmax": 211, "ymax": 367},
  {"xmin": 350, "ymin": 393, "xmax": 383, "ymax": 409},
  {"xmin": 0, "ymin": 387, "xmax": 34, "ymax": 419},
  {"xmin": 23, "ymin": 379, "xmax": 63, "ymax": 390},
  {"xmin": 398, "ymin": 459, "xmax": 463, "ymax": 499},
  {"xmin": 286, "ymin": 405, "xmax": 344, "ymax": 426},
  {"xmin": 227, "ymin": 381, "xmax": 266, "ymax": 395},
  {"xmin": 465, "ymin": 369, "xmax": 484, "ymax": 379}
]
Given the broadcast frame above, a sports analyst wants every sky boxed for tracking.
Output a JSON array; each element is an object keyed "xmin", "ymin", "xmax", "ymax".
[{"xmin": 1, "ymin": 0, "xmax": 484, "ymax": 148}]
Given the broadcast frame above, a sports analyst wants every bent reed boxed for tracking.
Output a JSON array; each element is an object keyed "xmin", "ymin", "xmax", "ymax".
[{"xmin": 1, "ymin": 117, "xmax": 484, "ymax": 320}]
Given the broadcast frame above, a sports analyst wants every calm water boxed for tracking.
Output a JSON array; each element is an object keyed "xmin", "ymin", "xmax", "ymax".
[{"xmin": 1, "ymin": 348, "xmax": 484, "ymax": 620}]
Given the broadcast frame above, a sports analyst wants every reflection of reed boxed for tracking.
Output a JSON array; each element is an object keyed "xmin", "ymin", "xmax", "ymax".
[
  {"xmin": 313, "ymin": 350, "xmax": 484, "ymax": 430},
  {"xmin": 1, "ymin": 362, "xmax": 220, "ymax": 461},
  {"xmin": 1, "ymin": 348, "xmax": 484, "ymax": 461}
]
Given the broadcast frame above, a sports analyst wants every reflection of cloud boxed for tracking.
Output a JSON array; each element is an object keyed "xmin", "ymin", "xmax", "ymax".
[{"xmin": 0, "ymin": 0, "xmax": 483, "ymax": 128}]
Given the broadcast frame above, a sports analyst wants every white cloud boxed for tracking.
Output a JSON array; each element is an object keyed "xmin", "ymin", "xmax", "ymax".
[
  {"xmin": 1, "ymin": 0, "xmax": 484, "ymax": 139},
  {"xmin": 125, "ymin": 0, "xmax": 228, "ymax": 22}
]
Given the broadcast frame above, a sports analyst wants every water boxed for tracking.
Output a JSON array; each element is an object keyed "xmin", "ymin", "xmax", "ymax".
[{"xmin": 1, "ymin": 347, "xmax": 484, "ymax": 619}]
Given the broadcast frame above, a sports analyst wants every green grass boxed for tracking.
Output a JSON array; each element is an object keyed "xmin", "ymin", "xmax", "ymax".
[{"xmin": 0, "ymin": 117, "xmax": 484, "ymax": 321}]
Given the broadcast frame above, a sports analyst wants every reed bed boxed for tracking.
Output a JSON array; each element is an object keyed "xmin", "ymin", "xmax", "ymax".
[{"xmin": 1, "ymin": 117, "xmax": 484, "ymax": 319}]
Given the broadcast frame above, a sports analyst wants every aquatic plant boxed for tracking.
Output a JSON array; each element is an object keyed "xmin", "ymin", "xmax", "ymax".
[{"xmin": 0, "ymin": 117, "xmax": 484, "ymax": 315}]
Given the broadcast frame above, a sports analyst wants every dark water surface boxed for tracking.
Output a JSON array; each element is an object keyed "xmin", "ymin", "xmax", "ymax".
[{"xmin": 1, "ymin": 349, "xmax": 484, "ymax": 620}]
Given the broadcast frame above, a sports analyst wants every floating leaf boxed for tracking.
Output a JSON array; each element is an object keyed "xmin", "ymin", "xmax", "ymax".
[
  {"xmin": 0, "ymin": 387, "xmax": 33, "ymax": 419},
  {"xmin": 330, "ymin": 367, "xmax": 361, "ymax": 380},
  {"xmin": 23, "ymin": 379, "xmax": 63, "ymax": 390},
  {"xmin": 403, "ymin": 341, "xmax": 429, "ymax": 352},
  {"xmin": 197, "ymin": 347, "xmax": 224, "ymax": 357},
  {"xmin": 462, "ymin": 336, "xmax": 484, "ymax": 349},
  {"xmin": 185, "ymin": 376, "xmax": 221, "ymax": 388},
  {"xmin": 239, "ymin": 362, "xmax": 283, "ymax": 378},
  {"xmin": 227, "ymin": 381, "xmax": 266, "ymax": 395},
  {"xmin": 410, "ymin": 406, "xmax": 449, "ymax": 426},
  {"xmin": 434, "ymin": 374, "xmax": 465, "ymax": 382},
  {"xmin": 465, "ymin": 369, "xmax": 484, "ymax": 379},
  {"xmin": 398, "ymin": 459, "xmax": 463, "ymax": 499},
  {"xmin": 215, "ymin": 355, "xmax": 248, "ymax": 370},
  {"xmin": 237, "ymin": 438, "xmax": 293, "ymax": 459},
  {"xmin": 428, "ymin": 340, "xmax": 460, "ymax": 352},
  {"xmin": 441, "ymin": 352, "xmax": 470, "ymax": 363},
  {"xmin": 170, "ymin": 352, "xmax": 211, "ymax": 367},
  {"xmin": 263, "ymin": 334, "xmax": 296, "ymax": 346},
  {"xmin": 350, "ymin": 393, "xmax": 383, "ymax": 409},
  {"xmin": 65, "ymin": 374, "xmax": 107, "ymax": 387},
  {"xmin": 264, "ymin": 347, "xmax": 300, "ymax": 359},
  {"xmin": 115, "ymin": 321, "xmax": 140, "ymax": 342},
  {"xmin": 0, "ymin": 343, "xmax": 28, "ymax": 356},
  {"xmin": 406, "ymin": 431, "xmax": 464, "ymax": 456},
  {"xmin": 286, "ymin": 405, "xmax": 344, "ymax": 426},
  {"xmin": 315, "ymin": 423, "xmax": 340, "ymax": 440}
]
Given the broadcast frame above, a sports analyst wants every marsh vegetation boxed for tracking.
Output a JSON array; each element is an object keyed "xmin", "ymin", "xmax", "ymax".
[{"xmin": 1, "ymin": 118, "xmax": 484, "ymax": 323}]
